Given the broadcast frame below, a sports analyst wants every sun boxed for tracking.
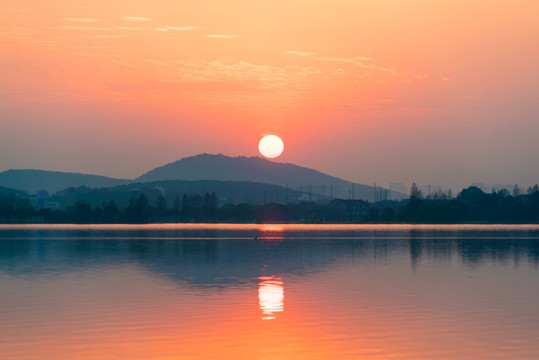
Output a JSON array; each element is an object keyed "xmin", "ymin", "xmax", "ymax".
[{"xmin": 258, "ymin": 135, "xmax": 284, "ymax": 159}]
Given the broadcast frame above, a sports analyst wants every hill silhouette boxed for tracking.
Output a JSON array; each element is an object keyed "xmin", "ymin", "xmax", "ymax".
[
  {"xmin": 0, "ymin": 154, "xmax": 406, "ymax": 201},
  {"xmin": 0, "ymin": 186, "xmax": 27, "ymax": 196},
  {"xmin": 56, "ymin": 180, "xmax": 303, "ymax": 208},
  {"xmin": 136, "ymin": 154, "xmax": 403, "ymax": 201},
  {"xmin": 0, "ymin": 169, "xmax": 129, "ymax": 194}
]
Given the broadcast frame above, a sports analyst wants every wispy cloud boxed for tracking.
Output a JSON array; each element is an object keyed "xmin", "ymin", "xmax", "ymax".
[
  {"xmin": 298, "ymin": 67, "xmax": 322, "ymax": 76},
  {"xmin": 57, "ymin": 26, "xmax": 112, "ymax": 31},
  {"xmin": 160, "ymin": 60, "xmax": 290, "ymax": 89},
  {"xmin": 317, "ymin": 57, "xmax": 353, "ymax": 63},
  {"xmin": 167, "ymin": 26, "xmax": 200, "ymax": 31},
  {"xmin": 332, "ymin": 68, "xmax": 346, "ymax": 75},
  {"xmin": 153, "ymin": 26, "xmax": 200, "ymax": 32},
  {"xmin": 90, "ymin": 34, "xmax": 124, "ymax": 38},
  {"xmin": 284, "ymin": 51, "xmax": 315, "ymax": 57},
  {"xmin": 114, "ymin": 26, "xmax": 145, "ymax": 31},
  {"xmin": 206, "ymin": 34, "xmax": 240, "ymax": 39},
  {"xmin": 441, "ymin": 77, "xmax": 453, "ymax": 82},
  {"xmin": 122, "ymin": 16, "xmax": 152, "ymax": 22},
  {"xmin": 63, "ymin": 18, "xmax": 102, "ymax": 23},
  {"xmin": 317, "ymin": 56, "xmax": 396, "ymax": 75},
  {"xmin": 317, "ymin": 56, "xmax": 372, "ymax": 62},
  {"xmin": 145, "ymin": 59, "xmax": 167, "ymax": 66}
]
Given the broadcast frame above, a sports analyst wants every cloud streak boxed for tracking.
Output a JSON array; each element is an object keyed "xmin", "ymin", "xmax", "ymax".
[
  {"xmin": 122, "ymin": 16, "xmax": 152, "ymax": 22},
  {"xmin": 282, "ymin": 51, "xmax": 405, "ymax": 78},
  {"xmin": 114, "ymin": 26, "xmax": 145, "ymax": 31},
  {"xmin": 63, "ymin": 18, "xmax": 102, "ymax": 23},
  {"xmin": 316, "ymin": 56, "xmax": 397, "ymax": 75},
  {"xmin": 332, "ymin": 68, "xmax": 346, "ymax": 75},
  {"xmin": 156, "ymin": 60, "xmax": 292, "ymax": 90},
  {"xmin": 154, "ymin": 26, "xmax": 200, "ymax": 32},
  {"xmin": 90, "ymin": 34, "xmax": 124, "ymax": 38},
  {"xmin": 298, "ymin": 67, "xmax": 322, "ymax": 76},
  {"xmin": 206, "ymin": 34, "xmax": 240, "ymax": 39},
  {"xmin": 57, "ymin": 26, "xmax": 112, "ymax": 31},
  {"xmin": 284, "ymin": 51, "xmax": 315, "ymax": 57},
  {"xmin": 167, "ymin": 26, "xmax": 200, "ymax": 31}
]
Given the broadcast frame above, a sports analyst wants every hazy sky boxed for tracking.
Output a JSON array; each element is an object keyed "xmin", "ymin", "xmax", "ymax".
[{"xmin": 1, "ymin": 0, "xmax": 538, "ymax": 190}]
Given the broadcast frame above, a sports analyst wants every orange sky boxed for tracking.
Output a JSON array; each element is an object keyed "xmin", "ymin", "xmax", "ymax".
[{"xmin": 1, "ymin": 0, "xmax": 538, "ymax": 189}]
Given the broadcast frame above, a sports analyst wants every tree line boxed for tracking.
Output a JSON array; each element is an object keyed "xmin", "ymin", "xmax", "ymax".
[{"xmin": 1, "ymin": 185, "xmax": 539, "ymax": 224}]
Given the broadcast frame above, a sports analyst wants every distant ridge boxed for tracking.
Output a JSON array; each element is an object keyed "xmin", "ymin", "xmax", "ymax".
[
  {"xmin": 0, "ymin": 154, "xmax": 407, "ymax": 201},
  {"xmin": 136, "ymin": 154, "xmax": 406, "ymax": 201},
  {"xmin": 56, "ymin": 179, "xmax": 304, "ymax": 208},
  {"xmin": 0, "ymin": 186, "xmax": 27, "ymax": 196},
  {"xmin": 0, "ymin": 169, "xmax": 129, "ymax": 194}
]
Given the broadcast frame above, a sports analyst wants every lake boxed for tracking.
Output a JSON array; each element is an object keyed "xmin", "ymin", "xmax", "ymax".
[{"xmin": 1, "ymin": 224, "xmax": 539, "ymax": 359}]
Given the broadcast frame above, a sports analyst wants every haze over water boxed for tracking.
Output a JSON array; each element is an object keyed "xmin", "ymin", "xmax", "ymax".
[{"xmin": 1, "ymin": 224, "xmax": 539, "ymax": 359}]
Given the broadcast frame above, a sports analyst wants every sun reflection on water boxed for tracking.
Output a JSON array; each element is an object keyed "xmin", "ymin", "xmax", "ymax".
[
  {"xmin": 258, "ymin": 276, "xmax": 284, "ymax": 320},
  {"xmin": 257, "ymin": 224, "xmax": 285, "ymax": 240}
]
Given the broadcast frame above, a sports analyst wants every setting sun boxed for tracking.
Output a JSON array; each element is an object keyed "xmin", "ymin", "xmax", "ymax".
[
  {"xmin": 2, "ymin": 1, "xmax": 539, "ymax": 359},
  {"xmin": 258, "ymin": 135, "xmax": 284, "ymax": 159}
]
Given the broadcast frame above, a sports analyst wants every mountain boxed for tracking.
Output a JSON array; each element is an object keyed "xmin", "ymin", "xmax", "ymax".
[
  {"xmin": 136, "ymin": 154, "xmax": 406, "ymax": 201},
  {"xmin": 56, "ymin": 180, "xmax": 303, "ymax": 208},
  {"xmin": 0, "ymin": 169, "xmax": 129, "ymax": 194},
  {"xmin": 0, "ymin": 186, "xmax": 28, "ymax": 197},
  {"xmin": 1, "ymin": 154, "xmax": 407, "ymax": 201}
]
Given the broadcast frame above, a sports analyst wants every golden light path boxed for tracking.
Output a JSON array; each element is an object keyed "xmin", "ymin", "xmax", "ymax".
[
  {"xmin": 258, "ymin": 276, "xmax": 284, "ymax": 320},
  {"xmin": 258, "ymin": 135, "xmax": 284, "ymax": 159}
]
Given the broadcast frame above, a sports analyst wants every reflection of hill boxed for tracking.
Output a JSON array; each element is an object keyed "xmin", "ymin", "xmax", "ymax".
[
  {"xmin": 0, "ymin": 236, "xmax": 360, "ymax": 286},
  {"xmin": 1, "ymin": 227, "xmax": 539, "ymax": 287}
]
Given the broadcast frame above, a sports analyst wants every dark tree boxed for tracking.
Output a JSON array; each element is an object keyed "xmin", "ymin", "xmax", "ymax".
[
  {"xmin": 126, "ymin": 194, "xmax": 152, "ymax": 223},
  {"xmin": 103, "ymin": 201, "xmax": 119, "ymax": 223},
  {"xmin": 73, "ymin": 200, "xmax": 92, "ymax": 223},
  {"xmin": 382, "ymin": 207, "xmax": 395, "ymax": 222},
  {"xmin": 410, "ymin": 182, "xmax": 423, "ymax": 200}
]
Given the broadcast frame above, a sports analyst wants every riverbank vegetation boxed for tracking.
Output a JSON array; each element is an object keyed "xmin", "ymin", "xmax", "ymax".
[{"xmin": 1, "ymin": 185, "xmax": 539, "ymax": 224}]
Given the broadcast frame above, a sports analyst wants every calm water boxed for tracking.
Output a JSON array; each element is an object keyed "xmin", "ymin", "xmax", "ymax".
[{"xmin": 1, "ymin": 224, "xmax": 539, "ymax": 359}]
